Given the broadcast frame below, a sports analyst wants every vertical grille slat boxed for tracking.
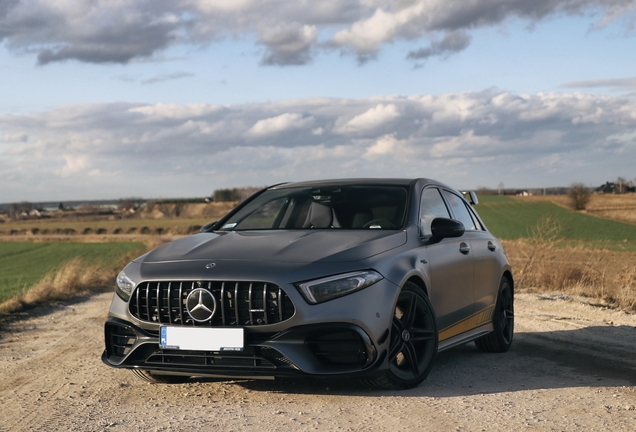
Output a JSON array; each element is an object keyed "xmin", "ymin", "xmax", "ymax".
[
  {"xmin": 135, "ymin": 284, "xmax": 141, "ymax": 320},
  {"xmin": 145, "ymin": 283, "xmax": 151, "ymax": 322},
  {"xmin": 262, "ymin": 284, "xmax": 268, "ymax": 325},
  {"xmin": 234, "ymin": 282, "xmax": 240, "ymax": 326},
  {"xmin": 248, "ymin": 283, "xmax": 254, "ymax": 325},
  {"xmin": 156, "ymin": 282, "xmax": 161, "ymax": 323},
  {"xmin": 178, "ymin": 282, "xmax": 184, "ymax": 325},
  {"xmin": 220, "ymin": 282, "xmax": 226, "ymax": 326},
  {"xmin": 167, "ymin": 282, "xmax": 172, "ymax": 323},
  {"xmin": 130, "ymin": 280, "xmax": 294, "ymax": 327}
]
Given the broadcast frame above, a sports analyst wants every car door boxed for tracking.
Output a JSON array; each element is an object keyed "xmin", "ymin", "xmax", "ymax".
[
  {"xmin": 441, "ymin": 190, "xmax": 501, "ymax": 316},
  {"xmin": 419, "ymin": 187, "xmax": 475, "ymax": 334}
]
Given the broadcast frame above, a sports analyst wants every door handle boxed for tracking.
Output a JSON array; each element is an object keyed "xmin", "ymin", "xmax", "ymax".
[
  {"xmin": 459, "ymin": 242, "xmax": 470, "ymax": 255},
  {"xmin": 488, "ymin": 241, "xmax": 496, "ymax": 251}
]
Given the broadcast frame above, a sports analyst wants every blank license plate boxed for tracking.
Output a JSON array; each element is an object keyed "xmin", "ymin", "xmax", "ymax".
[{"xmin": 160, "ymin": 326, "xmax": 244, "ymax": 351}]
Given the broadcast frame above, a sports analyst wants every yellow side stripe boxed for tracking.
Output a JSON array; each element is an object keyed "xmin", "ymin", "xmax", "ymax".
[{"xmin": 438, "ymin": 305, "xmax": 495, "ymax": 342}]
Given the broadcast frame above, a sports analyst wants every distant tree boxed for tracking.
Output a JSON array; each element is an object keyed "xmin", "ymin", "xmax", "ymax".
[
  {"xmin": 213, "ymin": 188, "xmax": 240, "ymax": 202},
  {"xmin": 616, "ymin": 177, "xmax": 627, "ymax": 194},
  {"xmin": 568, "ymin": 183, "xmax": 591, "ymax": 210},
  {"xmin": 8, "ymin": 202, "xmax": 34, "ymax": 217},
  {"xmin": 213, "ymin": 187, "xmax": 263, "ymax": 202},
  {"xmin": 477, "ymin": 187, "xmax": 496, "ymax": 196}
]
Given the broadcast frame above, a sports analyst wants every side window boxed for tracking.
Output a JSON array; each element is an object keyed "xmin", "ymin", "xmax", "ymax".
[
  {"xmin": 419, "ymin": 188, "xmax": 450, "ymax": 236},
  {"xmin": 442, "ymin": 191, "xmax": 476, "ymax": 231},
  {"xmin": 467, "ymin": 206, "xmax": 484, "ymax": 231}
]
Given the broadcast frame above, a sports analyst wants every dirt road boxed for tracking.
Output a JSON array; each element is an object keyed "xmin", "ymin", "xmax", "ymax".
[{"xmin": 1, "ymin": 291, "xmax": 635, "ymax": 431}]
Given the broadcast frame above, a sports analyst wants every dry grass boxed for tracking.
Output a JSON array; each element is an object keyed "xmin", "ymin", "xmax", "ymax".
[
  {"xmin": 0, "ymin": 249, "xmax": 146, "ymax": 316},
  {"xmin": 519, "ymin": 193, "xmax": 636, "ymax": 224},
  {"xmin": 504, "ymin": 238, "xmax": 636, "ymax": 312}
]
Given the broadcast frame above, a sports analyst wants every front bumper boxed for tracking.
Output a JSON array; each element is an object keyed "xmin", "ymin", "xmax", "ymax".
[{"xmin": 103, "ymin": 318, "xmax": 385, "ymax": 378}]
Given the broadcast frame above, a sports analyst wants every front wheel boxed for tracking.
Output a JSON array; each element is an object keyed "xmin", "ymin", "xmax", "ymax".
[
  {"xmin": 365, "ymin": 282, "xmax": 438, "ymax": 390},
  {"xmin": 475, "ymin": 276, "xmax": 514, "ymax": 353}
]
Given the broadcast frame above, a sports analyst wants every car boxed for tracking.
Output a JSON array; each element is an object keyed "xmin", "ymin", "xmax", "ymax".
[{"xmin": 103, "ymin": 178, "xmax": 514, "ymax": 389}]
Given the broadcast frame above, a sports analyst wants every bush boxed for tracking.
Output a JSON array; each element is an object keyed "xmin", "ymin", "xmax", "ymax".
[{"xmin": 568, "ymin": 183, "xmax": 591, "ymax": 210}]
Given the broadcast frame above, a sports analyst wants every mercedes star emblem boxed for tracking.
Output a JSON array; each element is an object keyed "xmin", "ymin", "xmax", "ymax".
[{"xmin": 185, "ymin": 288, "xmax": 217, "ymax": 322}]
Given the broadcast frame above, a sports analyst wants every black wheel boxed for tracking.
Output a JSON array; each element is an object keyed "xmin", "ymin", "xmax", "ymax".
[
  {"xmin": 129, "ymin": 369, "xmax": 190, "ymax": 384},
  {"xmin": 475, "ymin": 276, "xmax": 514, "ymax": 353},
  {"xmin": 365, "ymin": 282, "xmax": 438, "ymax": 390}
]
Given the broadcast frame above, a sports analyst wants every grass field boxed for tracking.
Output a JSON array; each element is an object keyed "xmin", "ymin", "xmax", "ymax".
[
  {"xmin": 476, "ymin": 195, "xmax": 636, "ymax": 251},
  {"xmin": 1, "ymin": 194, "xmax": 635, "ymax": 315},
  {"xmin": 0, "ymin": 242, "xmax": 145, "ymax": 304}
]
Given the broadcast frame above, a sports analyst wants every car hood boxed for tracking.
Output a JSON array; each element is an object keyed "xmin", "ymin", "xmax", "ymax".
[{"xmin": 140, "ymin": 230, "xmax": 407, "ymax": 264}]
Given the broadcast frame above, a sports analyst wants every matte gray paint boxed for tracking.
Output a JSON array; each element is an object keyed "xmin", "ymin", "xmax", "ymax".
[{"xmin": 104, "ymin": 177, "xmax": 512, "ymax": 378}]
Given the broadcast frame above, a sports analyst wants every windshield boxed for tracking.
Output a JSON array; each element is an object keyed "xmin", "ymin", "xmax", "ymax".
[{"xmin": 219, "ymin": 185, "xmax": 409, "ymax": 231}]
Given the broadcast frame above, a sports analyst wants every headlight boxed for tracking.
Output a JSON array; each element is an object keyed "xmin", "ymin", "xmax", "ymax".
[
  {"xmin": 296, "ymin": 270, "xmax": 383, "ymax": 304},
  {"xmin": 115, "ymin": 270, "xmax": 136, "ymax": 301}
]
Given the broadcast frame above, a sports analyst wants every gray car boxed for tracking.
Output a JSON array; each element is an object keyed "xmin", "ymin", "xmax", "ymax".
[{"xmin": 103, "ymin": 178, "xmax": 513, "ymax": 389}]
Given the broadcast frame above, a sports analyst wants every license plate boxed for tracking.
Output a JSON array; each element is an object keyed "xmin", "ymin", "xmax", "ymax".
[{"xmin": 159, "ymin": 326, "xmax": 244, "ymax": 351}]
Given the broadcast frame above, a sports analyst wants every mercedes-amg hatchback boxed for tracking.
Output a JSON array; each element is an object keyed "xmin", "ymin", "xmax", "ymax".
[{"xmin": 103, "ymin": 178, "xmax": 513, "ymax": 389}]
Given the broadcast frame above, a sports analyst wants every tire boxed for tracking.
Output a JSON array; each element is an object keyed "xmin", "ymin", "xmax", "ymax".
[
  {"xmin": 365, "ymin": 282, "xmax": 438, "ymax": 390},
  {"xmin": 475, "ymin": 276, "xmax": 514, "ymax": 353},
  {"xmin": 129, "ymin": 369, "xmax": 190, "ymax": 384}
]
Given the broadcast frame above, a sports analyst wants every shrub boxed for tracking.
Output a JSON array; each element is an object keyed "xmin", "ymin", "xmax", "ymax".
[{"xmin": 568, "ymin": 183, "xmax": 591, "ymax": 210}]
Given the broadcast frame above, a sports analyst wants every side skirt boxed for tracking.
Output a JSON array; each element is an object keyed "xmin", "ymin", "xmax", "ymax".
[{"xmin": 437, "ymin": 322, "xmax": 493, "ymax": 352}]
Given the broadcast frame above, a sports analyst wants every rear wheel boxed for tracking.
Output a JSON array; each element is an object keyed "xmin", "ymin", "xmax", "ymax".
[
  {"xmin": 129, "ymin": 369, "xmax": 190, "ymax": 384},
  {"xmin": 475, "ymin": 276, "xmax": 514, "ymax": 353},
  {"xmin": 365, "ymin": 282, "xmax": 438, "ymax": 389}
]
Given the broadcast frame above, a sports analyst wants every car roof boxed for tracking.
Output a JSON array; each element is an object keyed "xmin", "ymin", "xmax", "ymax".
[{"xmin": 270, "ymin": 178, "xmax": 434, "ymax": 190}]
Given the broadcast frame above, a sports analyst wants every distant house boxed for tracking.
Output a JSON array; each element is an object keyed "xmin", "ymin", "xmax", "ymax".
[{"xmin": 595, "ymin": 181, "xmax": 636, "ymax": 194}]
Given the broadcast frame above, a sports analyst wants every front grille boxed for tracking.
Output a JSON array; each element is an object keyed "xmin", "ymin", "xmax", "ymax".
[
  {"xmin": 146, "ymin": 346, "xmax": 278, "ymax": 369},
  {"xmin": 129, "ymin": 281, "xmax": 295, "ymax": 327}
]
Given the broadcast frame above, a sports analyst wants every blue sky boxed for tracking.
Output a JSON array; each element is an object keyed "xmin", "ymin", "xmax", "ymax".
[{"xmin": 1, "ymin": 1, "xmax": 636, "ymax": 202}]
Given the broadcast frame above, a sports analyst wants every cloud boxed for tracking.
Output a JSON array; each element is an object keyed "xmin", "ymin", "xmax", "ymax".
[
  {"xmin": 363, "ymin": 134, "xmax": 412, "ymax": 160},
  {"xmin": 336, "ymin": 103, "xmax": 400, "ymax": 134},
  {"xmin": 142, "ymin": 72, "xmax": 195, "ymax": 85},
  {"xmin": 58, "ymin": 154, "xmax": 90, "ymax": 177},
  {"xmin": 258, "ymin": 23, "xmax": 317, "ymax": 66},
  {"xmin": 0, "ymin": 1, "xmax": 633, "ymax": 66},
  {"xmin": 407, "ymin": 31, "xmax": 471, "ymax": 61},
  {"xmin": 2, "ymin": 90, "xmax": 636, "ymax": 201},
  {"xmin": 3, "ymin": 132, "xmax": 27, "ymax": 142},
  {"xmin": 246, "ymin": 113, "xmax": 315, "ymax": 137},
  {"xmin": 562, "ymin": 77, "xmax": 636, "ymax": 91}
]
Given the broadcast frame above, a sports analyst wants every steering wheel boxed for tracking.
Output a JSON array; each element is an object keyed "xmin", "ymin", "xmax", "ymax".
[{"xmin": 362, "ymin": 218, "xmax": 396, "ymax": 229}]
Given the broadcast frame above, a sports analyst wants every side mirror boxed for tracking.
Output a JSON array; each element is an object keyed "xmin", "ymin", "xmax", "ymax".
[
  {"xmin": 200, "ymin": 221, "xmax": 218, "ymax": 233},
  {"xmin": 430, "ymin": 218, "xmax": 465, "ymax": 241},
  {"xmin": 462, "ymin": 190, "xmax": 479, "ymax": 205}
]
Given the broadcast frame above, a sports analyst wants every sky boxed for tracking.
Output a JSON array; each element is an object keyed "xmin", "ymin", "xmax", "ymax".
[{"xmin": 1, "ymin": 0, "xmax": 636, "ymax": 202}]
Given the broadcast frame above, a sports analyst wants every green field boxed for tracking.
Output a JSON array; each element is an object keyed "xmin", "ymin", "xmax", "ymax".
[
  {"xmin": 0, "ymin": 242, "xmax": 146, "ymax": 303},
  {"xmin": 476, "ymin": 196, "xmax": 636, "ymax": 251}
]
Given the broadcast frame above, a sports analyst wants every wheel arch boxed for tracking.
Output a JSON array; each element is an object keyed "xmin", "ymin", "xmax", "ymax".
[
  {"xmin": 502, "ymin": 270, "xmax": 514, "ymax": 294},
  {"xmin": 403, "ymin": 275, "xmax": 429, "ymax": 297}
]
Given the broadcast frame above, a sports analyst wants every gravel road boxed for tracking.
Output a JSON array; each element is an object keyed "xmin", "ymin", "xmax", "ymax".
[{"xmin": 1, "ymin": 291, "xmax": 635, "ymax": 431}]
